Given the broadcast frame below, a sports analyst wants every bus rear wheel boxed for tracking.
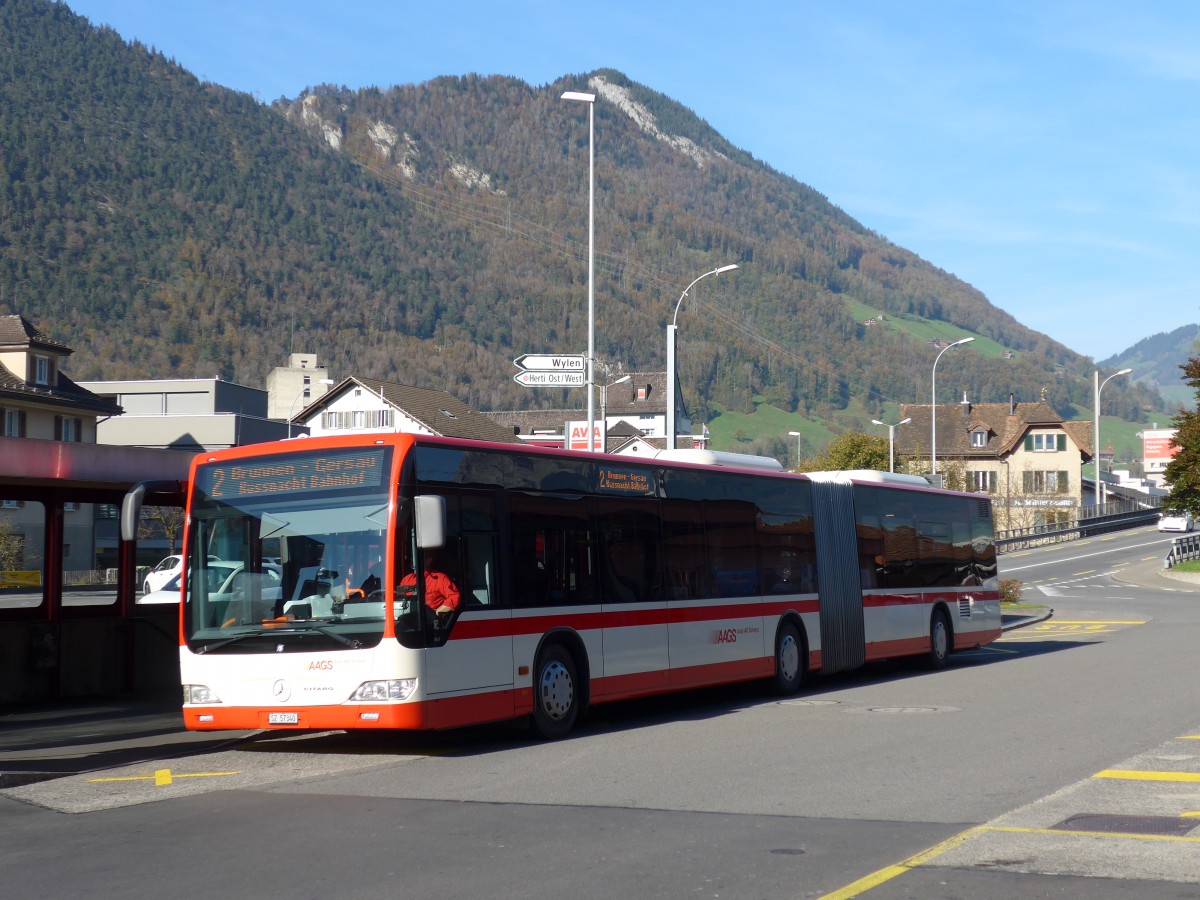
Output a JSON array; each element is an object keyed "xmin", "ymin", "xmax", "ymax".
[
  {"xmin": 928, "ymin": 609, "xmax": 951, "ymax": 669},
  {"xmin": 531, "ymin": 643, "xmax": 580, "ymax": 740},
  {"xmin": 773, "ymin": 622, "xmax": 804, "ymax": 695}
]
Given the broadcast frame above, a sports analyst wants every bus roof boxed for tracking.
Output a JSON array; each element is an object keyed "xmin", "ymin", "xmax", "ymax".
[
  {"xmin": 654, "ymin": 449, "xmax": 785, "ymax": 471},
  {"xmin": 806, "ymin": 469, "xmax": 933, "ymax": 487}
]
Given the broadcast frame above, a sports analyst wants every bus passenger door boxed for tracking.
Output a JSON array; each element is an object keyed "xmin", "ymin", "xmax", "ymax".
[{"xmin": 597, "ymin": 504, "xmax": 669, "ymax": 695}]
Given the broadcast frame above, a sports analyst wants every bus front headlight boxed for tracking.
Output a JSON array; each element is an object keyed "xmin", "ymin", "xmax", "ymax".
[
  {"xmin": 183, "ymin": 684, "xmax": 222, "ymax": 704},
  {"xmin": 350, "ymin": 679, "xmax": 417, "ymax": 702}
]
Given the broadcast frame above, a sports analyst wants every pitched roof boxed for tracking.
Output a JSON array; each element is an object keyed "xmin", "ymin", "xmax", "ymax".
[
  {"xmin": 602, "ymin": 372, "xmax": 671, "ymax": 416},
  {"xmin": 483, "ymin": 408, "xmax": 573, "ymax": 435},
  {"xmin": 302, "ymin": 377, "xmax": 521, "ymax": 443},
  {"xmin": 0, "ymin": 317, "xmax": 120, "ymax": 415},
  {"xmin": 894, "ymin": 398, "xmax": 1093, "ymax": 461},
  {"xmin": 0, "ymin": 315, "xmax": 73, "ymax": 353}
]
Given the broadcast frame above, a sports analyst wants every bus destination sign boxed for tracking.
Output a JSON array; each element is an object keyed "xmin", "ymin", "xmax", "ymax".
[
  {"xmin": 202, "ymin": 449, "xmax": 389, "ymax": 500},
  {"xmin": 596, "ymin": 466, "xmax": 656, "ymax": 496}
]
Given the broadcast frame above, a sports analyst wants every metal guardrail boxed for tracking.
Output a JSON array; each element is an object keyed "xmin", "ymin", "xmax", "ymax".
[
  {"xmin": 996, "ymin": 507, "xmax": 1160, "ymax": 553},
  {"xmin": 1164, "ymin": 534, "xmax": 1200, "ymax": 569}
]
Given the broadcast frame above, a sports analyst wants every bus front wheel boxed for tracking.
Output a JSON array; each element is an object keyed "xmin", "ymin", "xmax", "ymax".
[
  {"xmin": 773, "ymin": 622, "xmax": 804, "ymax": 695},
  {"xmin": 531, "ymin": 644, "xmax": 580, "ymax": 740}
]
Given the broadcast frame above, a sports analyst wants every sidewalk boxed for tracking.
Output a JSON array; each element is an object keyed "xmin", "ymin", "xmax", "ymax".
[{"xmin": 0, "ymin": 695, "xmax": 251, "ymax": 786}]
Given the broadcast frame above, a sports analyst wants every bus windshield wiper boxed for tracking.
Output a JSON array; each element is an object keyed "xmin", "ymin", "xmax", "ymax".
[
  {"xmin": 196, "ymin": 624, "xmax": 360, "ymax": 653},
  {"xmin": 279, "ymin": 622, "xmax": 362, "ymax": 648},
  {"xmin": 195, "ymin": 631, "xmax": 270, "ymax": 654}
]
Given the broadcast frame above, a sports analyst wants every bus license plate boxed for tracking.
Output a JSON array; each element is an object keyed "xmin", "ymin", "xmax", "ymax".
[{"xmin": 268, "ymin": 712, "xmax": 299, "ymax": 725}]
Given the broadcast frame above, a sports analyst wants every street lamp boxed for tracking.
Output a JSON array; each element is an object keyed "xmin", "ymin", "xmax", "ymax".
[
  {"xmin": 600, "ymin": 374, "xmax": 632, "ymax": 453},
  {"xmin": 288, "ymin": 378, "xmax": 334, "ymax": 437},
  {"xmin": 930, "ymin": 337, "xmax": 975, "ymax": 479},
  {"xmin": 666, "ymin": 264, "xmax": 738, "ymax": 450},
  {"xmin": 787, "ymin": 430, "xmax": 803, "ymax": 465},
  {"xmin": 561, "ymin": 90, "xmax": 596, "ymax": 451},
  {"xmin": 1094, "ymin": 367, "xmax": 1132, "ymax": 508},
  {"xmin": 871, "ymin": 417, "xmax": 912, "ymax": 473}
]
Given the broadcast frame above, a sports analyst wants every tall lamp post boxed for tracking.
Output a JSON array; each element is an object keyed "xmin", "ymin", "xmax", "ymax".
[
  {"xmin": 1094, "ymin": 367, "xmax": 1132, "ymax": 508},
  {"xmin": 871, "ymin": 416, "xmax": 912, "ymax": 473},
  {"xmin": 930, "ymin": 337, "xmax": 975, "ymax": 480},
  {"xmin": 561, "ymin": 90, "xmax": 597, "ymax": 451},
  {"xmin": 666, "ymin": 264, "xmax": 738, "ymax": 450},
  {"xmin": 600, "ymin": 374, "xmax": 631, "ymax": 453},
  {"xmin": 288, "ymin": 378, "xmax": 334, "ymax": 437},
  {"xmin": 787, "ymin": 430, "xmax": 803, "ymax": 466}
]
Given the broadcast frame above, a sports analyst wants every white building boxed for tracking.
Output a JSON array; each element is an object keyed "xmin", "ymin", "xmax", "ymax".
[{"xmin": 295, "ymin": 376, "xmax": 520, "ymax": 444}]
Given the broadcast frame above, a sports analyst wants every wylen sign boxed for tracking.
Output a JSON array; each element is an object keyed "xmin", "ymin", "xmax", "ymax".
[
  {"xmin": 514, "ymin": 354, "xmax": 584, "ymax": 372},
  {"xmin": 513, "ymin": 354, "xmax": 586, "ymax": 387}
]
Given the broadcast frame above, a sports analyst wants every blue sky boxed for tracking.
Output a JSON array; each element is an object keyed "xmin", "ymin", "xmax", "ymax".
[{"xmin": 66, "ymin": 0, "xmax": 1200, "ymax": 361}]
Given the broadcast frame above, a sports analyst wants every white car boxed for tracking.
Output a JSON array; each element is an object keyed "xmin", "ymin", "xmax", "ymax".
[
  {"xmin": 142, "ymin": 555, "xmax": 184, "ymax": 595},
  {"xmin": 137, "ymin": 561, "xmax": 282, "ymax": 605},
  {"xmin": 1159, "ymin": 510, "xmax": 1194, "ymax": 533},
  {"xmin": 137, "ymin": 572, "xmax": 184, "ymax": 605}
]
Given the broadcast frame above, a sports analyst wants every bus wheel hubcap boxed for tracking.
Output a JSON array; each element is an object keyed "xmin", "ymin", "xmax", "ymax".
[
  {"xmin": 780, "ymin": 635, "xmax": 799, "ymax": 680},
  {"xmin": 539, "ymin": 661, "xmax": 573, "ymax": 720}
]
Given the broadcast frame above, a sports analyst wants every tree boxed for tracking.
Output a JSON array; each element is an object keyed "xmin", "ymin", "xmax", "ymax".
[
  {"xmin": 1163, "ymin": 357, "xmax": 1200, "ymax": 514},
  {"xmin": 139, "ymin": 505, "xmax": 185, "ymax": 554},
  {"xmin": 0, "ymin": 519, "xmax": 23, "ymax": 572},
  {"xmin": 795, "ymin": 432, "xmax": 889, "ymax": 473}
]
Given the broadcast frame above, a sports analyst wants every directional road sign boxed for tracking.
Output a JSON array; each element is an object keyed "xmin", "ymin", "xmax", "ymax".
[
  {"xmin": 514, "ymin": 371, "xmax": 586, "ymax": 387},
  {"xmin": 514, "ymin": 354, "xmax": 585, "ymax": 372}
]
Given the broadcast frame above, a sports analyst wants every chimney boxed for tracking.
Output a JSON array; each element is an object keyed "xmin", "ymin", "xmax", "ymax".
[
  {"xmin": 960, "ymin": 391, "xmax": 971, "ymax": 416},
  {"xmin": 1009, "ymin": 393, "xmax": 1016, "ymax": 416}
]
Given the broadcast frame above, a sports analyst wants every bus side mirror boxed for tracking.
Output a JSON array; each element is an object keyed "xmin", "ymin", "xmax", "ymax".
[
  {"xmin": 415, "ymin": 495, "xmax": 446, "ymax": 549},
  {"xmin": 121, "ymin": 480, "xmax": 186, "ymax": 542}
]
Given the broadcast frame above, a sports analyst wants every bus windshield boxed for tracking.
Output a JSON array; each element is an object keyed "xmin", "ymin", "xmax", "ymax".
[{"xmin": 184, "ymin": 447, "xmax": 398, "ymax": 652}]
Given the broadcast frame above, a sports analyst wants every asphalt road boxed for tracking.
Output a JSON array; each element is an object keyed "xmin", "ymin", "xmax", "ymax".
[{"xmin": 2, "ymin": 526, "xmax": 1199, "ymax": 899}]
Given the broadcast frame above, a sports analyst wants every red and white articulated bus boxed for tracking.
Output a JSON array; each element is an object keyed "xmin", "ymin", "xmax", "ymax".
[{"xmin": 122, "ymin": 434, "xmax": 1001, "ymax": 739}]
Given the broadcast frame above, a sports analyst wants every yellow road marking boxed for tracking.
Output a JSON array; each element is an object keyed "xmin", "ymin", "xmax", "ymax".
[
  {"xmin": 1072, "ymin": 570, "xmax": 1096, "ymax": 576},
  {"xmin": 818, "ymin": 823, "xmax": 1200, "ymax": 898},
  {"xmin": 1049, "ymin": 620, "xmax": 1146, "ymax": 625},
  {"xmin": 88, "ymin": 769, "xmax": 239, "ymax": 785},
  {"xmin": 1094, "ymin": 769, "xmax": 1200, "ymax": 783},
  {"xmin": 1182, "ymin": 812, "xmax": 1200, "ymax": 819},
  {"xmin": 984, "ymin": 824, "xmax": 1200, "ymax": 843},
  {"xmin": 818, "ymin": 827, "xmax": 983, "ymax": 900},
  {"xmin": 1179, "ymin": 735, "xmax": 1200, "ymax": 740}
]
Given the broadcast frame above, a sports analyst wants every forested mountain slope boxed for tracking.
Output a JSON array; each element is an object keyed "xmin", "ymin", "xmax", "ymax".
[
  {"xmin": 0, "ymin": 0, "xmax": 1162, "ymax": 436},
  {"xmin": 1103, "ymin": 325, "xmax": 1198, "ymax": 412}
]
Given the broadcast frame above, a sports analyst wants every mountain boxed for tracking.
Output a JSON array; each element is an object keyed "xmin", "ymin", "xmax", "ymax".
[
  {"xmin": 1102, "ymin": 325, "xmax": 1198, "ymax": 413},
  {"xmin": 0, "ymin": 0, "xmax": 1167, "ymax": 458}
]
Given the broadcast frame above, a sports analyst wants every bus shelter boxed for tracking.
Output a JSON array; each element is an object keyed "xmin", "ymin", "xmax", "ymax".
[{"xmin": 0, "ymin": 436, "xmax": 192, "ymax": 704}]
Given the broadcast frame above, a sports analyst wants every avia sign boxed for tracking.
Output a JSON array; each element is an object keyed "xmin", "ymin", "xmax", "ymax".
[{"xmin": 566, "ymin": 421, "xmax": 603, "ymax": 450}]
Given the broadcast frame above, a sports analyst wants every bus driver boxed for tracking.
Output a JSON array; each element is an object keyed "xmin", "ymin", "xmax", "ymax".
[{"xmin": 401, "ymin": 550, "xmax": 461, "ymax": 615}]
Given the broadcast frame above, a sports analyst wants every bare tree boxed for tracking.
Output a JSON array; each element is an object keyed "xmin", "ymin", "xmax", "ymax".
[
  {"xmin": 139, "ymin": 505, "xmax": 185, "ymax": 554},
  {"xmin": 0, "ymin": 520, "xmax": 24, "ymax": 572}
]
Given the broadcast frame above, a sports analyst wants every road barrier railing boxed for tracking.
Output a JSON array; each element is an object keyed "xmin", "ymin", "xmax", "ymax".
[
  {"xmin": 996, "ymin": 506, "xmax": 1160, "ymax": 553},
  {"xmin": 1164, "ymin": 533, "xmax": 1200, "ymax": 569}
]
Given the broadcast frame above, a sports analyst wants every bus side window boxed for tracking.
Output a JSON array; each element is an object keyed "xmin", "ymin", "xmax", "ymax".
[
  {"xmin": 463, "ymin": 534, "xmax": 495, "ymax": 606},
  {"xmin": 662, "ymin": 498, "xmax": 707, "ymax": 600},
  {"xmin": 509, "ymin": 492, "xmax": 596, "ymax": 607}
]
